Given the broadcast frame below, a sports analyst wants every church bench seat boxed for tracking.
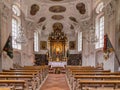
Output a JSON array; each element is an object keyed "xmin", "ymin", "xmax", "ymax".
[
  {"xmin": 0, "ymin": 80, "xmax": 27, "ymax": 90},
  {"xmin": 71, "ymin": 72, "xmax": 120, "ymax": 75},
  {"xmin": 0, "ymin": 72, "xmax": 38, "ymax": 76},
  {"xmin": 2, "ymin": 70, "xmax": 43, "ymax": 82},
  {"xmin": 77, "ymin": 80, "xmax": 120, "ymax": 90},
  {"xmin": 74, "ymin": 75, "xmax": 120, "ymax": 80},
  {"xmin": 0, "ymin": 75, "xmax": 38, "ymax": 89},
  {"xmin": 70, "ymin": 70, "xmax": 110, "ymax": 72},
  {"xmin": 71, "ymin": 75, "xmax": 120, "ymax": 90},
  {"xmin": 0, "ymin": 87, "xmax": 14, "ymax": 90},
  {"xmin": 21, "ymin": 66, "xmax": 49, "ymax": 79},
  {"xmin": 82, "ymin": 87, "xmax": 115, "ymax": 90}
]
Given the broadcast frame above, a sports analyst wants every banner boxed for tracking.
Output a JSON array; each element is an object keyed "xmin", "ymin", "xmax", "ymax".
[
  {"xmin": 3, "ymin": 35, "xmax": 13, "ymax": 59},
  {"xmin": 103, "ymin": 34, "xmax": 114, "ymax": 60}
]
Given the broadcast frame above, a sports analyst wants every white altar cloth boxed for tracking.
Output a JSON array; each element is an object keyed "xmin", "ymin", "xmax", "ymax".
[{"xmin": 49, "ymin": 61, "xmax": 67, "ymax": 67}]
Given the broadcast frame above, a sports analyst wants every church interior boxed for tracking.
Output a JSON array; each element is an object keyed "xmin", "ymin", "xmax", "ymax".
[{"xmin": 0, "ymin": 0, "xmax": 120, "ymax": 90}]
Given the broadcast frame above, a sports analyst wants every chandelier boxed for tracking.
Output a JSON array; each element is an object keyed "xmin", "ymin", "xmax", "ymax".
[
  {"xmin": 83, "ymin": 26, "xmax": 99, "ymax": 44},
  {"xmin": 15, "ymin": 26, "xmax": 28, "ymax": 45},
  {"xmin": 15, "ymin": 0, "xmax": 28, "ymax": 45},
  {"xmin": 88, "ymin": 27, "xmax": 99, "ymax": 44}
]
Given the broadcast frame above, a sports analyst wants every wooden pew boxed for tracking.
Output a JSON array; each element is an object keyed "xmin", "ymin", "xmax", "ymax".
[
  {"xmin": 20, "ymin": 66, "xmax": 48, "ymax": 79},
  {"xmin": 0, "ymin": 87, "xmax": 13, "ymax": 90},
  {"xmin": 2, "ymin": 70, "xmax": 43, "ymax": 82},
  {"xmin": 72, "ymin": 75, "xmax": 120, "ymax": 90},
  {"xmin": 74, "ymin": 75, "xmax": 120, "ymax": 80},
  {"xmin": 9, "ymin": 65, "xmax": 49, "ymax": 82},
  {"xmin": 70, "ymin": 70, "xmax": 110, "ymax": 72},
  {"xmin": 72, "ymin": 72, "xmax": 120, "ymax": 75},
  {"xmin": 0, "ymin": 80, "xmax": 27, "ymax": 90},
  {"xmin": 0, "ymin": 75, "xmax": 37, "ymax": 90},
  {"xmin": 0, "ymin": 66, "xmax": 49, "ymax": 90},
  {"xmin": 0, "ymin": 72, "xmax": 38, "ymax": 76},
  {"xmin": 77, "ymin": 80, "xmax": 120, "ymax": 90}
]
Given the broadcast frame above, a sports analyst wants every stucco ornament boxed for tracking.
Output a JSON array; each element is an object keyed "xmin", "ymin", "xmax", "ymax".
[
  {"xmin": 53, "ymin": 22, "xmax": 63, "ymax": 31},
  {"xmin": 105, "ymin": 1, "xmax": 115, "ymax": 17}
]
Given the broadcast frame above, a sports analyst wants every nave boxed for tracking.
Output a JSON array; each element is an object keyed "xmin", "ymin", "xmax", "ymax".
[
  {"xmin": 0, "ymin": 65, "xmax": 120, "ymax": 90},
  {"xmin": 0, "ymin": 0, "xmax": 120, "ymax": 90}
]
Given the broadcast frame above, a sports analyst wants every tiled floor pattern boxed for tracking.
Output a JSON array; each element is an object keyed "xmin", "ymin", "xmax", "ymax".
[{"xmin": 40, "ymin": 74, "xmax": 70, "ymax": 90}]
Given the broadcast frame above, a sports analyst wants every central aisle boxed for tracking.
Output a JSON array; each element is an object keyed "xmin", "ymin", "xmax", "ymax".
[{"xmin": 40, "ymin": 74, "xmax": 70, "ymax": 90}]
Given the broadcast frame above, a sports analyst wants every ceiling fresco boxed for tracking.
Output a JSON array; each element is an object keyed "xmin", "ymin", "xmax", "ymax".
[
  {"xmin": 76, "ymin": 3, "xmax": 86, "ymax": 14},
  {"xmin": 49, "ymin": 5, "xmax": 66, "ymax": 13},
  {"xmin": 30, "ymin": 4, "xmax": 39, "ymax": 15},
  {"xmin": 23, "ymin": 0, "xmax": 91, "ymax": 36}
]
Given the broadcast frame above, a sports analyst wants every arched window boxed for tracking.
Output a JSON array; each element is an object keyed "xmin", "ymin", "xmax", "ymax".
[
  {"xmin": 12, "ymin": 5, "xmax": 21, "ymax": 49},
  {"xmin": 95, "ymin": 2, "xmax": 104, "ymax": 49},
  {"xmin": 34, "ymin": 32, "xmax": 39, "ymax": 52},
  {"xmin": 78, "ymin": 32, "xmax": 82, "ymax": 52}
]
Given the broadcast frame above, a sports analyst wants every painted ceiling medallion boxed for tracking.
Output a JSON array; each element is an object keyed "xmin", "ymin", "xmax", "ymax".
[
  {"xmin": 30, "ymin": 4, "xmax": 39, "ymax": 15},
  {"xmin": 69, "ymin": 17, "xmax": 78, "ymax": 23},
  {"xmin": 50, "ymin": 0, "xmax": 63, "ymax": 1},
  {"xmin": 49, "ymin": 5, "xmax": 66, "ymax": 13},
  {"xmin": 53, "ymin": 22, "xmax": 63, "ymax": 31},
  {"xmin": 76, "ymin": 3, "xmax": 86, "ymax": 14},
  {"xmin": 52, "ymin": 15, "xmax": 64, "ymax": 20},
  {"xmin": 38, "ymin": 17, "xmax": 46, "ymax": 23}
]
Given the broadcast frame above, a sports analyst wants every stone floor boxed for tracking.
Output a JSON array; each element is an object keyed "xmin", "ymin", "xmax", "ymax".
[{"xmin": 40, "ymin": 74, "xmax": 70, "ymax": 90}]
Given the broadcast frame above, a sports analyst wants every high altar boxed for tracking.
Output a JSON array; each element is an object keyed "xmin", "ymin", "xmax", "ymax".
[{"xmin": 47, "ymin": 23, "xmax": 68, "ymax": 67}]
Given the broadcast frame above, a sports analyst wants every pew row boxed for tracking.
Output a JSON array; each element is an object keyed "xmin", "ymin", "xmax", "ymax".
[
  {"xmin": 0, "ymin": 80, "xmax": 27, "ymax": 90},
  {"xmin": 77, "ymin": 80, "xmax": 120, "ymax": 90}
]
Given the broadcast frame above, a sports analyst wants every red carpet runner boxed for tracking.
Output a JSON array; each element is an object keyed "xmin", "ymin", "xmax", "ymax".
[{"xmin": 40, "ymin": 74, "xmax": 70, "ymax": 90}]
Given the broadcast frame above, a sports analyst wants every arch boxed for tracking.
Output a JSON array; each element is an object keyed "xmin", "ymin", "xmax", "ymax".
[
  {"xmin": 12, "ymin": 5, "xmax": 21, "ymax": 16},
  {"xmin": 96, "ymin": 2, "xmax": 104, "ymax": 14}
]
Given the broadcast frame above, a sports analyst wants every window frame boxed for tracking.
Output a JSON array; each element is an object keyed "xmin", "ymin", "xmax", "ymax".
[
  {"xmin": 95, "ymin": 2, "xmax": 104, "ymax": 49},
  {"xmin": 78, "ymin": 31, "xmax": 82, "ymax": 52},
  {"xmin": 12, "ymin": 5, "xmax": 21, "ymax": 50},
  {"xmin": 34, "ymin": 31, "xmax": 39, "ymax": 52}
]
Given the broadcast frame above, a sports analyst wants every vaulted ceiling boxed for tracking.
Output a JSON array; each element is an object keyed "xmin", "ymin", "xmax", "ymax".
[{"xmin": 22, "ymin": 0, "xmax": 92, "ymax": 37}]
